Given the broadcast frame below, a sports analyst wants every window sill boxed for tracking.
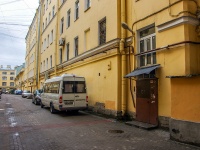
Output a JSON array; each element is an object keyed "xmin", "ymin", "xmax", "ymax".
[
  {"xmin": 84, "ymin": 6, "xmax": 91, "ymax": 12},
  {"xmin": 74, "ymin": 17, "xmax": 79, "ymax": 22}
]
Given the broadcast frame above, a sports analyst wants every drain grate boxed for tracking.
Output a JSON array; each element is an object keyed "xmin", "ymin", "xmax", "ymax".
[{"xmin": 108, "ymin": 130, "xmax": 124, "ymax": 134}]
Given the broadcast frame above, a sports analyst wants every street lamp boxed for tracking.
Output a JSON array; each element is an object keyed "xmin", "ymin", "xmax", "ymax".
[{"xmin": 121, "ymin": 22, "xmax": 134, "ymax": 35}]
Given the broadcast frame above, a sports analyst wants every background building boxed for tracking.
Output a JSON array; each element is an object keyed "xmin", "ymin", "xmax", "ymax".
[
  {"xmin": 0, "ymin": 65, "xmax": 15, "ymax": 93},
  {"xmin": 14, "ymin": 63, "xmax": 25, "ymax": 90}
]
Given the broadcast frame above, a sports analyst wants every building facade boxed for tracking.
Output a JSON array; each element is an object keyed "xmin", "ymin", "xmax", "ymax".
[
  {"xmin": 14, "ymin": 63, "xmax": 25, "ymax": 90},
  {"xmin": 23, "ymin": 0, "xmax": 200, "ymax": 146},
  {"xmin": 0, "ymin": 65, "xmax": 15, "ymax": 93}
]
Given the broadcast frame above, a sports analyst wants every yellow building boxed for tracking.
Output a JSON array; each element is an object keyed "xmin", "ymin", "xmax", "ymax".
[
  {"xmin": 0, "ymin": 65, "xmax": 15, "ymax": 93},
  {"xmin": 25, "ymin": 9, "xmax": 40, "ymax": 92},
  {"xmin": 24, "ymin": 0, "xmax": 200, "ymax": 146},
  {"xmin": 14, "ymin": 63, "xmax": 25, "ymax": 90},
  {"xmin": 124, "ymin": 0, "xmax": 200, "ymax": 146}
]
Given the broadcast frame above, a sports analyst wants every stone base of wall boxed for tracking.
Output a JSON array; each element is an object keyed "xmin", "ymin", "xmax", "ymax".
[
  {"xmin": 158, "ymin": 116, "xmax": 169, "ymax": 129},
  {"xmin": 88, "ymin": 103, "xmax": 170, "ymax": 128},
  {"xmin": 170, "ymin": 118, "xmax": 200, "ymax": 147}
]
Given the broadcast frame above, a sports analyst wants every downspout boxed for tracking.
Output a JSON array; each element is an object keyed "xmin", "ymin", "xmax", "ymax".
[
  {"xmin": 54, "ymin": 1, "xmax": 59, "ymax": 76},
  {"xmin": 120, "ymin": 0, "xmax": 127, "ymax": 116},
  {"xmin": 36, "ymin": 4, "xmax": 41, "ymax": 89}
]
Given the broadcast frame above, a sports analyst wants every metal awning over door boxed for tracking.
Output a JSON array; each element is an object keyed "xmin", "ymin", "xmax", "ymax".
[{"xmin": 125, "ymin": 64, "xmax": 160, "ymax": 78}]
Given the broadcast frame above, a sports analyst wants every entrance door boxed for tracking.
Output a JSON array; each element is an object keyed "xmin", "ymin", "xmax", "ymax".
[{"xmin": 136, "ymin": 79, "xmax": 158, "ymax": 125}]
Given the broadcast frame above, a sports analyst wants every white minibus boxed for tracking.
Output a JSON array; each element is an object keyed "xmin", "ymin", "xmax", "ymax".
[{"xmin": 41, "ymin": 74, "xmax": 88, "ymax": 113}]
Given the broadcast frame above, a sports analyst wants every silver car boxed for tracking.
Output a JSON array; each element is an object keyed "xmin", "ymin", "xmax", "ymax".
[{"xmin": 22, "ymin": 90, "xmax": 31, "ymax": 98}]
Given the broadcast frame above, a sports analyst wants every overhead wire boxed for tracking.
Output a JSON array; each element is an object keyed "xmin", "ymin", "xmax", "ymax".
[
  {"xmin": 0, "ymin": 0, "xmax": 23, "ymax": 6},
  {"xmin": 0, "ymin": 32, "xmax": 24, "ymax": 39}
]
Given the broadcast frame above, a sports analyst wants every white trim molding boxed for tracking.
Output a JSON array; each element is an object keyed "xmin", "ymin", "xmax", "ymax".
[{"xmin": 157, "ymin": 16, "xmax": 199, "ymax": 32}]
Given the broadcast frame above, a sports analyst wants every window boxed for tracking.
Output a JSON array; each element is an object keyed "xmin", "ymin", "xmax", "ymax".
[
  {"xmin": 44, "ymin": 4, "xmax": 45, "ymax": 15},
  {"xmin": 75, "ymin": 0, "xmax": 79, "ymax": 20},
  {"xmin": 43, "ymin": 23, "xmax": 44, "ymax": 31},
  {"xmin": 45, "ymin": 18, "xmax": 47, "ymax": 27},
  {"xmin": 49, "ymin": 12, "xmax": 51, "ymax": 23},
  {"xmin": 138, "ymin": 26, "xmax": 156, "ymax": 67},
  {"xmin": 63, "ymin": 81, "xmax": 86, "ymax": 93},
  {"xmin": 60, "ymin": 0, "xmax": 64, "ymax": 5},
  {"xmin": 99, "ymin": 18, "xmax": 106, "ymax": 45},
  {"xmin": 60, "ymin": 17, "xmax": 64, "ymax": 34},
  {"xmin": 46, "ymin": 0, "xmax": 48, "ymax": 9},
  {"xmin": 2, "ymin": 72, "xmax": 7, "ymax": 75},
  {"xmin": 10, "ymin": 72, "xmax": 14, "ymax": 75},
  {"xmin": 74, "ymin": 37, "xmax": 78, "ymax": 57},
  {"xmin": 47, "ymin": 35, "xmax": 49, "ymax": 47},
  {"xmin": 41, "ymin": 62, "xmax": 42, "ymax": 72},
  {"xmin": 10, "ymin": 77, "xmax": 14, "ymax": 80},
  {"xmin": 10, "ymin": 82, "xmax": 14, "ymax": 86},
  {"xmin": 60, "ymin": 48, "xmax": 63, "ymax": 64},
  {"xmin": 85, "ymin": 0, "xmax": 91, "ymax": 10},
  {"xmin": 46, "ymin": 58, "xmax": 48, "ymax": 70},
  {"xmin": 50, "ymin": 55, "xmax": 52, "ymax": 68},
  {"xmin": 44, "ymin": 38, "xmax": 46, "ymax": 50},
  {"xmin": 51, "ymin": 30, "xmax": 53, "ymax": 43},
  {"xmin": 2, "ymin": 82, "xmax": 6, "ymax": 86},
  {"xmin": 66, "ymin": 43, "xmax": 69, "ymax": 61},
  {"xmin": 2, "ymin": 76, "xmax": 7, "ymax": 80},
  {"xmin": 67, "ymin": 9, "xmax": 71, "ymax": 28},
  {"xmin": 43, "ymin": 60, "xmax": 45, "ymax": 71},
  {"xmin": 85, "ymin": 29, "xmax": 90, "ymax": 51},
  {"xmin": 52, "ymin": 6, "xmax": 55, "ymax": 17},
  {"xmin": 44, "ymin": 82, "xmax": 60, "ymax": 93}
]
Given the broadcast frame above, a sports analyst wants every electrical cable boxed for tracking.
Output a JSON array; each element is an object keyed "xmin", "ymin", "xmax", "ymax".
[
  {"xmin": 0, "ymin": 0, "xmax": 23, "ymax": 6},
  {"xmin": 0, "ymin": 32, "xmax": 24, "ymax": 39},
  {"xmin": 0, "ymin": 22, "xmax": 29, "ymax": 26}
]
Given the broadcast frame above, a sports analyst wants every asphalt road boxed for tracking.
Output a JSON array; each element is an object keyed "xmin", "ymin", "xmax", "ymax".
[{"xmin": 0, "ymin": 94, "xmax": 199, "ymax": 150}]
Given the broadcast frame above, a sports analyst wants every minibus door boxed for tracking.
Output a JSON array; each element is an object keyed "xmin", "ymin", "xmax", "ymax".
[
  {"xmin": 62, "ymin": 79, "xmax": 75, "ymax": 107},
  {"xmin": 74, "ymin": 77, "xmax": 87, "ymax": 107}
]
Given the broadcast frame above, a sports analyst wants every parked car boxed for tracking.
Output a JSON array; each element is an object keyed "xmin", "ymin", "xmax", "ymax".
[
  {"xmin": 32, "ymin": 89, "xmax": 43, "ymax": 105},
  {"xmin": 15, "ymin": 90, "xmax": 22, "ymax": 95},
  {"xmin": 22, "ymin": 90, "xmax": 31, "ymax": 98}
]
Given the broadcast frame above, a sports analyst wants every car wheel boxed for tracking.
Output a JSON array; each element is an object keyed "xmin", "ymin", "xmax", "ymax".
[
  {"xmin": 50, "ymin": 104, "xmax": 56, "ymax": 114},
  {"xmin": 32, "ymin": 99, "xmax": 34, "ymax": 103}
]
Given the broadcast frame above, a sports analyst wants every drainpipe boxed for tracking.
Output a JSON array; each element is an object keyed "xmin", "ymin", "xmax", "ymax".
[
  {"xmin": 120, "ymin": 0, "xmax": 127, "ymax": 116},
  {"xmin": 54, "ymin": 1, "xmax": 59, "ymax": 76}
]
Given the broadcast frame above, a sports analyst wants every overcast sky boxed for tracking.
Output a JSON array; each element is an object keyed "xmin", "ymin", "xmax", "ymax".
[{"xmin": 0, "ymin": 0, "xmax": 39, "ymax": 69}]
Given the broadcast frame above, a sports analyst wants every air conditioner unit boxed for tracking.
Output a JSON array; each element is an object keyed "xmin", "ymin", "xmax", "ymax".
[{"xmin": 59, "ymin": 38, "xmax": 65, "ymax": 46}]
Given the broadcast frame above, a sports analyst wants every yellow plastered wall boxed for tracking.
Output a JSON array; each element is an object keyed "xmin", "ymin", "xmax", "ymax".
[
  {"xmin": 57, "ymin": 53, "xmax": 119, "ymax": 111},
  {"xmin": 171, "ymin": 77, "xmax": 200, "ymax": 122}
]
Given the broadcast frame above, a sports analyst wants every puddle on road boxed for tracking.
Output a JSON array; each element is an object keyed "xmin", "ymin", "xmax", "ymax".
[{"xmin": 5, "ymin": 108, "xmax": 14, "ymax": 115}]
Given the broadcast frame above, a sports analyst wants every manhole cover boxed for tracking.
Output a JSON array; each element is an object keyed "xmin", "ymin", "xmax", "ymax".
[{"xmin": 108, "ymin": 130, "xmax": 124, "ymax": 134}]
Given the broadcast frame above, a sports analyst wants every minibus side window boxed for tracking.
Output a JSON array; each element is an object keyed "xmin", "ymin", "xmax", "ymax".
[
  {"xmin": 75, "ymin": 81, "xmax": 86, "ymax": 93},
  {"xmin": 51, "ymin": 82, "xmax": 60, "ymax": 93},
  {"xmin": 63, "ymin": 81, "xmax": 74, "ymax": 93}
]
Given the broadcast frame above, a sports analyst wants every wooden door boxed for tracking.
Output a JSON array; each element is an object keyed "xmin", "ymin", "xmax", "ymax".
[{"xmin": 136, "ymin": 79, "xmax": 158, "ymax": 125}]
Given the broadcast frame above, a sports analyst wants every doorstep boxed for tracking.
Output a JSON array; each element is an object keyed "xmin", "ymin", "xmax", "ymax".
[{"xmin": 125, "ymin": 120, "xmax": 158, "ymax": 130}]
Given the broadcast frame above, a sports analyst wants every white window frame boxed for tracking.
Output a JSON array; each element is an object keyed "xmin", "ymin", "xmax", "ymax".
[
  {"xmin": 85, "ymin": 0, "xmax": 91, "ymax": 10},
  {"xmin": 66, "ymin": 43, "xmax": 70, "ymax": 61},
  {"xmin": 74, "ymin": 0, "xmax": 79, "ymax": 21},
  {"xmin": 74, "ymin": 36, "xmax": 79, "ymax": 57},
  {"xmin": 60, "ymin": 17, "xmax": 64, "ymax": 34},
  {"xmin": 67, "ymin": 9, "xmax": 71, "ymax": 28},
  {"xmin": 137, "ymin": 25, "xmax": 156, "ymax": 67}
]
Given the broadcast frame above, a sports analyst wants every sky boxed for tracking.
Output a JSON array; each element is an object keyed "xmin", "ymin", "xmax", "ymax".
[{"xmin": 0, "ymin": 0, "xmax": 39, "ymax": 69}]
